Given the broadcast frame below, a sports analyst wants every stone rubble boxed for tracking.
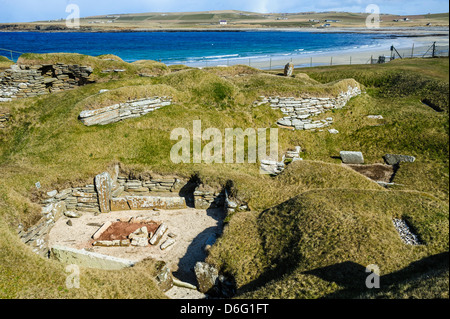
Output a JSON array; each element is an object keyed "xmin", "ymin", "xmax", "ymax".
[
  {"xmin": 254, "ymin": 86, "xmax": 361, "ymax": 131},
  {"xmin": 384, "ymin": 154, "xmax": 416, "ymax": 166},
  {"xmin": 260, "ymin": 146, "xmax": 302, "ymax": 176},
  {"xmin": 78, "ymin": 97, "xmax": 172, "ymax": 126},
  {"xmin": 0, "ymin": 110, "xmax": 10, "ymax": 129},
  {"xmin": 392, "ymin": 219, "xmax": 421, "ymax": 245}
]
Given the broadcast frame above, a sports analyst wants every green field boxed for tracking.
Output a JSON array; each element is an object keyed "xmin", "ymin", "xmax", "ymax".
[{"xmin": 0, "ymin": 54, "xmax": 448, "ymax": 299}]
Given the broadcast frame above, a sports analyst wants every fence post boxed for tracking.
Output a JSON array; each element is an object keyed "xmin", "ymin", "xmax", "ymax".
[
  {"xmin": 330, "ymin": 57, "xmax": 333, "ymax": 66},
  {"xmin": 432, "ymin": 42, "xmax": 436, "ymax": 58},
  {"xmin": 269, "ymin": 58, "xmax": 272, "ymax": 71},
  {"xmin": 411, "ymin": 43, "xmax": 414, "ymax": 58},
  {"xmin": 310, "ymin": 57, "xmax": 312, "ymax": 67},
  {"xmin": 370, "ymin": 55, "xmax": 373, "ymax": 64},
  {"xmin": 350, "ymin": 56, "xmax": 352, "ymax": 65}
]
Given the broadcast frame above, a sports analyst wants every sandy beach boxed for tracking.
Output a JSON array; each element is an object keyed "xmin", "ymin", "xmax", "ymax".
[{"xmin": 187, "ymin": 28, "xmax": 449, "ymax": 69}]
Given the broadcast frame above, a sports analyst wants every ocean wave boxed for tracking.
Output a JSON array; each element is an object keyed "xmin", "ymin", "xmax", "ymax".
[{"xmin": 203, "ymin": 54, "xmax": 240, "ymax": 59}]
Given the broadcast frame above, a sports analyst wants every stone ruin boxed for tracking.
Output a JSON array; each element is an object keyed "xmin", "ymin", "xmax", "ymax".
[
  {"xmin": 0, "ymin": 63, "xmax": 94, "ymax": 101},
  {"xmin": 78, "ymin": 96, "xmax": 172, "ymax": 126},
  {"xmin": 254, "ymin": 85, "xmax": 362, "ymax": 131}
]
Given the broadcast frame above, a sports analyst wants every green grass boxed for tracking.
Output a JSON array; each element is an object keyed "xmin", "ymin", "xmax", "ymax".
[
  {"xmin": 0, "ymin": 54, "xmax": 448, "ymax": 299},
  {"xmin": 208, "ymin": 190, "xmax": 448, "ymax": 298}
]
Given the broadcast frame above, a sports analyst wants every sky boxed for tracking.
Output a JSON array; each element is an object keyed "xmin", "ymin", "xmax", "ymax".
[{"xmin": 0, "ymin": 0, "xmax": 449, "ymax": 23}]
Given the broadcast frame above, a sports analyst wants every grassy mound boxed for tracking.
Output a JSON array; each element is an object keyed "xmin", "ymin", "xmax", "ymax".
[
  {"xmin": 17, "ymin": 53, "xmax": 170, "ymax": 81},
  {"xmin": 302, "ymin": 57, "xmax": 449, "ymax": 112},
  {"xmin": 0, "ymin": 56, "xmax": 448, "ymax": 299},
  {"xmin": 0, "ymin": 55, "xmax": 14, "ymax": 70},
  {"xmin": 208, "ymin": 190, "xmax": 448, "ymax": 298},
  {"xmin": 80, "ymin": 84, "xmax": 184, "ymax": 110}
]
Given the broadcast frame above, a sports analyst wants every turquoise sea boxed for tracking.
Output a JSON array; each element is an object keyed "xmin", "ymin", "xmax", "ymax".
[{"xmin": 0, "ymin": 31, "xmax": 410, "ymax": 66}]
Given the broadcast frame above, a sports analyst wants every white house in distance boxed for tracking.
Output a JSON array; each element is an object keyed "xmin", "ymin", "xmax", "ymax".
[{"xmin": 219, "ymin": 20, "xmax": 227, "ymax": 25}]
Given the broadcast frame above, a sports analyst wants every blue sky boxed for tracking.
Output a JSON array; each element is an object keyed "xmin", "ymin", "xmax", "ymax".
[{"xmin": 0, "ymin": 0, "xmax": 448, "ymax": 23}]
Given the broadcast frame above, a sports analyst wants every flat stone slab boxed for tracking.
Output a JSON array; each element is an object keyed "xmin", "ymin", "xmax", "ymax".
[
  {"xmin": 51, "ymin": 245, "xmax": 135, "ymax": 270},
  {"xmin": 126, "ymin": 196, "xmax": 187, "ymax": 210},
  {"xmin": 384, "ymin": 154, "xmax": 416, "ymax": 165},
  {"xmin": 340, "ymin": 151, "xmax": 364, "ymax": 164}
]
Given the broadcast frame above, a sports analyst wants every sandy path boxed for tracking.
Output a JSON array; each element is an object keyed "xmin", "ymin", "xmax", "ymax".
[{"xmin": 48, "ymin": 207, "xmax": 225, "ymax": 298}]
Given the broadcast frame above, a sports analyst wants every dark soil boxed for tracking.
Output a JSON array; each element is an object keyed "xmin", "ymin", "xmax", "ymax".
[{"xmin": 346, "ymin": 164, "xmax": 396, "ymax": 183}]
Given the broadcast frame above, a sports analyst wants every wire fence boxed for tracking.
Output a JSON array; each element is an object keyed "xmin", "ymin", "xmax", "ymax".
[
  {"xmin": 196, "ymin": 42, "xmax": 449, "ymax": 70},
  {"xmin": 0, "ymin": 48, "xmax": 25, "ymax": 62},
  {"xmin": 1, "ymin": 42, "xmax": 449, "ymax": 69}
]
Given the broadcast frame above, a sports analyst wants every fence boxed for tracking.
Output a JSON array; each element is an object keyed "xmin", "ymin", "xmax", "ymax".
[
  {"xmin": 0, "ymin": 48, "xmax": 25, "ymax": 62},
  {"xmin": 194, "ymin": 42, "xmax": 449, "ymax": 70},
  {"xmin": 1, "ymin": 42, "xmax": 448, "ymax": 70}
]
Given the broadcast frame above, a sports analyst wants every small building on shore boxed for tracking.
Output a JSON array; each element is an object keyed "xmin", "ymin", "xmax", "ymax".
[{"xmin": 219, "ymin": 20, "xmax": 227, "ymax": 25}]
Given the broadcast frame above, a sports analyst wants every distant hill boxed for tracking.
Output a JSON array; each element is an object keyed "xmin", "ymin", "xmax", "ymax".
[{"xmin": 1, "ymin": 10, "xmax": 448, "ymax": 31}]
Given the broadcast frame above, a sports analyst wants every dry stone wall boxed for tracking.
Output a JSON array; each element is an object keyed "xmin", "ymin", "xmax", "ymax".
[
  {"xmin": 0, "ymin": 63, "xmax": 93, "ymax": 101},
  {"xmin": 19, "ymin": 169, "xmax": 227, "ymax": 257},
  {"xmin": 0, "ymin": 110, "xmax": 9, "ymax": 128},
  {"xmin": 79, "ymin": 97, "xmax": 172, "ymax": 126},
  {"xmin": 254, "ymin": 86, "xmax": 361, "ymax": 130}
]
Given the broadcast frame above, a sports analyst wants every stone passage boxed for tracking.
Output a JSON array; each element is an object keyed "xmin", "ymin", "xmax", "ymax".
[
  {"xmin": 0, "ymin": 64, "xmax": 93, "ymax": 101},
  {"xmin": 254, "ymin": 86, "xmax": 361, "ymax": 131},
  {"xmin": 79, "ymin": 97, "xmax": 172, "ymax": 126}
]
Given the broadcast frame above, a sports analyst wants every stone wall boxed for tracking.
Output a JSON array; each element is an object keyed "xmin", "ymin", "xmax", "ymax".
[
  {"xmin": 0, "ymin": 110, "xmax": 9, "ymax": 128},
  {"xmin": 19, "ymin": 169, "xmax": 227, "ymax": 257},
  {"xmin": 79, "ymin": 97, "xmax": 172, "ymax": 126},
  {"xmin": 254, "ymin": 86, "xmax": 361, "ymax": 131},
  {"xmin": 0, "ymin": 63, "xmax": 93, "ymax": 101}
]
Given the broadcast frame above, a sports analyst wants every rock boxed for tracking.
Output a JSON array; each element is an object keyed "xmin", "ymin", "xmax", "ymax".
[
  {"xmin": 99, "ymin": 89, "xmax": 109, "ymax": 94},
  {"xmin": 284, "ymin": 62, "xmax": 294, "ymax": 77},
  {"xmin": 129, "ymin": 227, "xmax": 148, "ymax": 240},
  {"xmin": 173, "ymin": 278, "xmax": 197, "ymax": 290},
  {"xmin": 66, "ymin": 220, "xmax": 73, "ymax": 226},
  {"xmin": 110, "ymin": 197, "xmax": 130, "ymax": 211},
  {"xmin": 47, "ymin": 190, "xmax": 58, "ymax": 197},
  {"xmin": 328, "ymin": 128, "xmax": 339, "ymax": 134},
  {"xmin": 340, "ymin": 151, "xmax": 364, "ymax": 164},
  {"xmin": 149, "ymin": 223, "xmax": 168, "ymax": 246},
  {"xmin": 194, "ymin": 262, "xmax": 219, "ymax": 294},
  {"xmin": 127, "ymin": 196, "xmax": 186, "ymax": 210},
  {"xmin": 92, "ymin": 221, "xmax": 112, "ymax": 240},
  {"xmin": 95, "ymin": 172, "xmax": 112, "ymax": 213},
  {"xmin": 64, "ymin": 210, "xmax": 82, "ymax": 218},
  {"xmin": 160, "ymin": 238, "xmax": 176, "ymax": 250},
  {"xmin": 131, "ymin": 237, "xmax": 148, "ymax": 247},
  {"xmin": 367, "ymin": 115, "xmax": 383, "ymax": 119},
  {"xmin": 154, "ymin": 261, "xmax": 173, "ymax": 292},
  {"xmin": 51, "ymin": 245, "xmax": 135, "ymax": 270},
  {"xmin": 277, "ymin": 118, "xmax": 292, "ymax": 126},
  {"xmin": 384, "ymin": 154, "xmax": 416, "ymax": 165}
]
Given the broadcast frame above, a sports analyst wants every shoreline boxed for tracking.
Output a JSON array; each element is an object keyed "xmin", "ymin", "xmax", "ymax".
[
  {"xmin": 0, "ymin": 27, "xmax": 448, "ymax": 69},
  {"xmin": 169, "ymin": 33, "xmax": 449, "ymax": 68},
  {"xmin": 0, "ymin": 26, "xmax": 448, "ymax": 34}
]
